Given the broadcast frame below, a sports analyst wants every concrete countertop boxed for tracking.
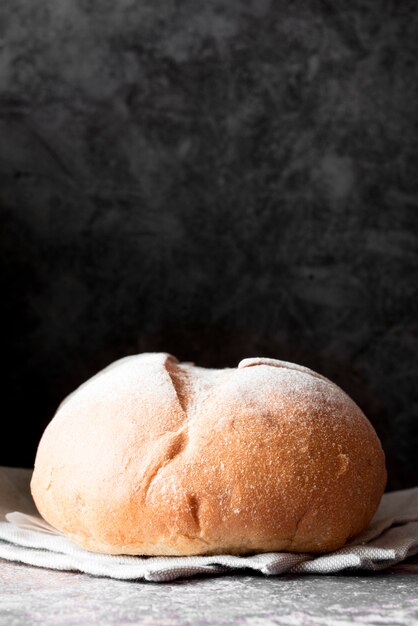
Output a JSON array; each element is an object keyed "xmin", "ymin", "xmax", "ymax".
[{"xmin": 1, "ymin": 557, "xmax": 417, "ymax": 626}]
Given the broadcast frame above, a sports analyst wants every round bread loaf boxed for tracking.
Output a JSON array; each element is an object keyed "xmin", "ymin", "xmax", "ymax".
[{"xmin": 31, "ymin": 353, "xmax": 386, "ymax": 555}]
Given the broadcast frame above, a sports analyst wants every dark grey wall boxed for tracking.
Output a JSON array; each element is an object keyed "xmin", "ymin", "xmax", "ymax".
[{"xmin": 0, "ymin": 0, "xmax": 417, "ymax": 489}]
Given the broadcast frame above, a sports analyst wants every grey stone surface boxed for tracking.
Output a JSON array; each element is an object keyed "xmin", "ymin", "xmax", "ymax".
[
  {"xmin": 0, "ymin": 1, "xmax": 417, "ymax": 488},
  {"xmin": 1, "ymin": 558, "xmax": 418, "ymax": 626}
]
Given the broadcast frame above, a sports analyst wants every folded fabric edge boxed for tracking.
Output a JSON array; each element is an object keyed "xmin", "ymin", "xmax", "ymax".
[{"xmin": 6, "ymin": 512, "xmax": 63, "ymax": 535}]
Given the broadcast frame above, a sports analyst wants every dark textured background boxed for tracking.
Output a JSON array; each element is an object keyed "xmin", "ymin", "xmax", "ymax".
[{"xmin": 0, "ymin": 1, "xmax": 417, "ymax": 489}]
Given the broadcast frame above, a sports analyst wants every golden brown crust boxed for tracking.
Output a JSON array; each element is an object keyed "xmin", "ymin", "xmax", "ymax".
[{"xmin": 31, "ymin": 353, "xmax": 386, "ymax": 555}]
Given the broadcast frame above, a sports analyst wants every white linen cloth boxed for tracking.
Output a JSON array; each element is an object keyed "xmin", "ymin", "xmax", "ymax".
[{"xmin": 0, "ymin": 466, "xmax": 417, "ymax": 582}]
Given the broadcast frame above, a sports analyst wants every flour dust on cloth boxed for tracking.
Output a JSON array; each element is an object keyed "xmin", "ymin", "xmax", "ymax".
[{"xmin": 0, "ymin": 467, "xmax": 417, "ymax": 582}]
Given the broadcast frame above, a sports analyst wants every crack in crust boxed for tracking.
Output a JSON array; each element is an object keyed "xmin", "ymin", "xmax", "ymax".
[
  {"xmin": 141, "ymin": 429, "xmax": 188, "ymax": 501},
  {"xmin": 238, "ymin": 357, "xmax": 329, "ymax": 383},
  {"xmin": 164, "ymin": 356, "xmax": 190, "ymax": 416},
  {"xmin": 144, "ymin": 356, "xmax": 210, "ymax": 545},
  {"xmin": 186, "ymin": 493, "xmax": 201, "ymax": 533},
  {"xmin": 288, "ymin": 502, "xmax": 311, "ymax": 549},
  {"xmin": 165, "ymin": 429, "xmax": 188, "ymax": 461}
]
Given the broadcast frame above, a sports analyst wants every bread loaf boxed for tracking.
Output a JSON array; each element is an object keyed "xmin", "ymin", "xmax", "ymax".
[{"xmin": 31, "ymin": 353, "xmax": 386, "ymax": 555}]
